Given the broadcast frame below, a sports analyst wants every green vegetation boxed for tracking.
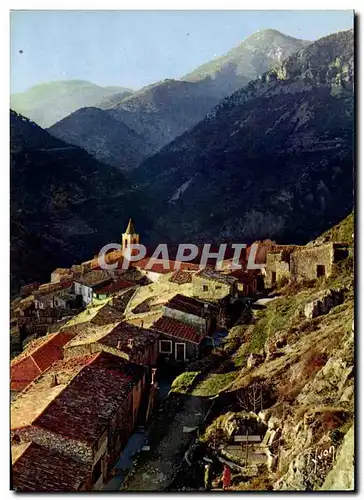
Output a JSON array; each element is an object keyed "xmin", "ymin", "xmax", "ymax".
[
  {"xmin": 319, "ymin": 212, "xmax": 354, "ymax": 244},
  {"xmin": 170, "ymin": 371, "xmax": 200, "ymax": 394},
  {"xmin": 193, "ymin": 371, "xmax": 237, "ymax": 397}
]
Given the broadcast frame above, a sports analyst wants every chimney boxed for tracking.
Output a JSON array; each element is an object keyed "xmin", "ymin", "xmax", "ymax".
[
  {"xmin": 151, "ymin": 368, "xmax": 157, "ymax": 386},
  {"xmin": 127, "ymin": 338, "xmax": 134, "ymax": 349},
  {"xmin": 50, "ymin": 374, "xmax": 58, "ymax": 387},
  {"xmin": 117, "ymin": 341, "xmax": 123, "ymax": 350}
]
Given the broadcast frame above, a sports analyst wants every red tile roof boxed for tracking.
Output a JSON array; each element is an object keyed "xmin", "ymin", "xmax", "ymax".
[
  {"xmin": 99, "ymin": 322, "xmax": 159, "ymax": 352},
  {"xmin": 152, "ymin": 316, "xmax": 203, "ymax": 344},
  {"xmin": 133, "ymin": 258, "xmax": 200, "ymax": 274},
  {"xmin": 12, "ymin": 442, "xmax": 91, "ymax": 491},
  {"xmin": 93, "ymin": 279, "xmax": 135, "ymax": 296},
  {"xmin": 11, "ymin": 332, "xmax": 75, "ymax": 391},
  {"xmin": 165, "ymin": 294, "xmax": 207, "ymax": 317},
  {"xmin": 32, "ymin": 352, "xmax": 144, "ymax": 444}
]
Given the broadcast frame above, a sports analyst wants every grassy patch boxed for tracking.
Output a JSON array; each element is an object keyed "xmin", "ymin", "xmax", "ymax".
[
  {"xmin": 193, "ymin": 371, "xmax": 238, "ymax": 397},
  {"xmin": 170, "ymin": 371, "xmax": 200, "ymax": 394}
]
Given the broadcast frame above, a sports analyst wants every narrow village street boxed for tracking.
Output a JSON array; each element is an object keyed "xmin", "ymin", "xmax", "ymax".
[{"xmin": 122, "ymin": 383, "xmax": 212, "ymax": 491}]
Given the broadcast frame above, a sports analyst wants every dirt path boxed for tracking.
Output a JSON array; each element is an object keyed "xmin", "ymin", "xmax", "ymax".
[{"xmin": 123, "ymin": 392, "xmax": 211, "ymax": 491}]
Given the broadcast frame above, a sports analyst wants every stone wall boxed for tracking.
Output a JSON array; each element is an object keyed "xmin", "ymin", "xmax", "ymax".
[
  {"xmin": 163, "ymin": 305, "xmax": 207, "ymax": 330},
  {"xmin": 290, "ymin": 243, "xmax": 334, "ymax": 282},
  {"xmin": 265, "ymin": 252, "xmax": 291, "ymax": 288},
  {"xmin": 191, "ymin": 275, "xmax": 232, "ymax": 301}
]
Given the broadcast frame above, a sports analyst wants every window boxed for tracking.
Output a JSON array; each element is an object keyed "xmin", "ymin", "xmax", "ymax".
[
  {"xmin": 124, "ymin": 239, "xmax": 128, "ymax": 248},
  {"xmin": 203, "ymin": 285, "xmax": 208, "ymax": 291},
  {"xmin": 317, "ymin": 265, "xmax": 326, "ymax": 278},
  {"xmin": 215, "ymin": 285, "xmax": 222, "ymax": 290},
  {"xmin": 271, "ymin": 272, "xmax": 277, "ymax": 284},
  {"xmin": 159, "ymin": 340, "xmax": 172, "ymax": 354}
]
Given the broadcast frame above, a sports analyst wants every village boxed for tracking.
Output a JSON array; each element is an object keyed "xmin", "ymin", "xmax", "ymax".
[{"xmin": 10, "ymin": 219, "xmax": 351, "ymax": 491}]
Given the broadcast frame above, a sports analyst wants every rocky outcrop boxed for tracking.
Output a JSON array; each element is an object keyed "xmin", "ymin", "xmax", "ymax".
[
  {"xmin": 304, "ymin": 289, "xmax": 345, "ymax": 319},
  {"xmin": 320, "ymin": 425, "xmax": 354, "ymax": 491}
]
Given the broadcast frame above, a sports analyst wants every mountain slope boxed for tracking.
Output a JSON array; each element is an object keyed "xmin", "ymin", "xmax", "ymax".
[
  {"xmin": 10, "ymin": 111, "xmax": 148, "ymax": 293},
  {"xmin": 11, "ymin": 80, "xmax": 134, "ymax": 128},
  {"xmin": 133, "ymin": 29, "xmax": 354, "ymax": 245},
  {"xmin": 46, "ymin": 30, "xmax": 308, "ymax": 169},
  {"xmin": 47, "ymin": 107, "xmax": 154, "ymax": 171},
  {"xmin": 183, "ymin": 28, "xmax": 310, "ymax": 98}
]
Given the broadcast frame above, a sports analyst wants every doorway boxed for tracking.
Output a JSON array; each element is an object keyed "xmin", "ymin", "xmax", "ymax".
[{"xmin": 175, "ymin": 343, "xmax": 186, "ymax": 361}]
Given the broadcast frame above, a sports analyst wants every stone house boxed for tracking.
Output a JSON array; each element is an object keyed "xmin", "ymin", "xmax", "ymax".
[
  {"xmin": 151, "ymin": 315, "xmax": 205, "ymax": 362},
  {"xmin": 63, "ymin": 321, "xmax": 159, "ymax": 372},
  {"xmin": 92, "ymin": 279, "xmax": 136, "ymax": 301},
  {"xmin": 228, "ymin": 269, "xmax": 260, "ymax": 296},
  {"xmin": 162, "ymin": 293, "xmax": 212, "ymax": 333},
  {"xmin": 191, "ymin": 269, "xmax": 238, "ymax": 301},
  {"xmin": 264, "ymin": 246, "xmax": 297, "ymax": 288},
  {"xmin": 73, "ymin": 270, "xmax": 113, "ymax": 306},
  {"xmin": 11, "ymin": 352, "xmax": 146, "ymax": 491},
  {"xmin": 290, "ymin": 242, "xmax": 349, "ymax": 282}
]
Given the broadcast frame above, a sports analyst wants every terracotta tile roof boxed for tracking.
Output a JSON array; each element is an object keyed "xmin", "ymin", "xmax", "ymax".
[
  {"xmin": 12, "ymin": 442, "xmax": 91, "ymax": 491},
  {"xmin": 74, "ymin": 270, "xmax": 112, "ymax": 287},
  {"xmin": 165, "ymin": 294, "xmax": 207, "ymax": 317},
  {"xmin": 99, "ymin": 322, "xmax": 159, "ymax": 352},
  {"xmin": 194, "ymin": 268, "xmax": 237, "ymax": 285},
  {"xmin": 168, "ymin": 270, "xmax": 193, "ymax": 284},
  {"xmin": 32, "ymin": 352, "xmax": 144, "ymax": 443},
  {"xmin": 11, "ymin": 332, "xmax": 75, "ymax": 391},
  {"xmin": 152, "ymin": 316, "xmax": 202, "ymax": 344},
  {"xmin": 133, "ymin": 258, "xmax": 200, "ymax": 274},
  {"xmin": 93, "ymin": 279, "xmax": 135, "ymax": 296}
]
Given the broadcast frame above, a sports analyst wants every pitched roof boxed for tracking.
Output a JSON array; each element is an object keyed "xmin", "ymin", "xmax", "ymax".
[
  {"xmin": 124, "ymin": 218, "xmax": 136, "ymax": 235},
  {"xmin": 152, "ymin": 316, "xmax": 203, "ymax": 344},
  {"xmin": 24, "ymin": 352, "xmax": 144, "ymax": 443},
  {"xmin": 168, "ymin": 270, "xmax": 193, "ymax": 285},
  {"xmin": 133, "ymin": 258, "xmax": 199, "ymax": 274},
  {"xmin": 12, "ymin": 442, "xmax": 91, "ymax": 492},
  {"xmin": 194, "ymin": 268, "xmax": 237, "ymax": 285},
  {"xmin": 11, "ymin": 332, "xmax": 75, "ymax": 391},
  {"xmin": 165, "ymin": 294, "xmax": 207, "ymax": 317},
  {"xmin": 11, "ymin": 355, "xmax": 94, "ymax": 429},
  {"xmin": 74, "ymin": 270, "xmax": 112, "ymax": 287},
  {"xmin": 93, "ymin": 279, "xmax": 135, "ymax": 296},
  {"xmin": 99, "ymin": 322, "xmax": 159, "ymax": 352}
]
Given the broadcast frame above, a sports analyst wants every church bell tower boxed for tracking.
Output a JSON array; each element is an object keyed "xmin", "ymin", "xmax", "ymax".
[{"xmin": 122, "ymin": 218, "xmax": 139, "ymax": 254}]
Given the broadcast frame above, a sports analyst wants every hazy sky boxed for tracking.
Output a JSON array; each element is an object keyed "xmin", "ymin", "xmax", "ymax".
[{"xmin": 10, "ymin": 10, "xmax": 353, "ymax": 93}]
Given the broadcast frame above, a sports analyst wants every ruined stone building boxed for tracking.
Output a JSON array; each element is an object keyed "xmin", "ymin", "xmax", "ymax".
[
  {"xmin": 290, "ymin": 242, "xmax": 349, "ymax": 282},
  {"xmin": 264, "ymin": 246, "xmax": 297, "ymax": 288}
]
